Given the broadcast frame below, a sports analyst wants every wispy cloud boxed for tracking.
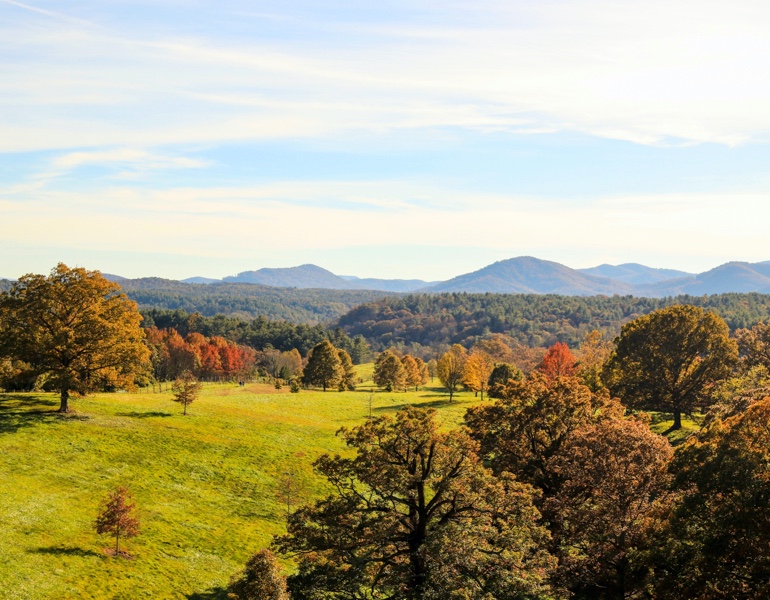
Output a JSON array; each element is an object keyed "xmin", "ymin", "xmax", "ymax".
[
  {"xmin": 0, "ymin": 0, "xmax": 97, "ymax": 26},
  {"xmin": 2, "ymin": 0, "xmax": 770, "ymax": 152}
]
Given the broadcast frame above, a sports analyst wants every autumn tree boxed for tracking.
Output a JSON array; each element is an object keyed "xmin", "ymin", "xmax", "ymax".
[
  {"xmin": 545, "ymin": 418, "xmax": 674, "ymax": 599},
  {"xmin": 603, "ymin": 305, "xmax": 738, "ymax": 430},
  {"xmin": 427, "ymin": 358, "xmax": 438, "ymax": 382},
  {"xmin": 228, "ymin": 549, "xmax": 289, "ymax": 600},
  {"xmin": 474, "ymin": 334, "xmax": 515, "ymax": 363},
  {"xmin": 437, "ymin": 344, "xmax": 467, "ymax": 402},
  {"xmin": 463, "ymin": 349, "xmax": 495, "ymax": 400},
  {"xmin": 0, "ymin": 264, "xmax": 150, "ymax": 412},
  {"xmin": 337, "ymin": 348, "xmax": 356, "ymax": 391},
  {"xmin": 95, "ymin": 485, "xmax": 140, "ymax": 557},
  {"xmin": 465, "ymin": 372, "xmax": 624, "ymax": 491},
  {"xmin": 261, "ymin": 348, "xmax": 303, "ymax": 381},
  {"xmin": 372, "ymin": 349, "xmax": 407, "ymax": 392},
  {"xmin": 275, "ymin": 406, "xmax": 555, "ymax": 599},
  {"xmin": 145, "ymin": 327, "xmax": 199, "ymax": 381},
  {"xmin": 401, "ymin": 354, "xmax": 427, "ymax": 391},
  {"xmin": 416, "ymin": 356, "xmax": 429, "ymax": 388},
  {"xmin": 172, "ymin": 370, "xmax": 202, "ymax": 415},
  {"xmin": 735, "ymin": 321, "xmax": 770, "ymax": 370},
  {"xmin": 655, "ymin": 397, "xmax": 770, "ymax": 599},
  {"xmin": 538, "ymin": 342, "xmax": 577, "ymax": 380},
  {"xmin": 575, "ymin": 330, "xmax": 612, "ymax": 392},
  {"xmin": 302, "ymin": 340, "xmax": 343, "ymax": 392}
]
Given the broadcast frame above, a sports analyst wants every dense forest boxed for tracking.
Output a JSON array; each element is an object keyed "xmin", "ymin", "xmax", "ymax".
[
  {"xmin": 337, "ymin": 292, "xmax": 770, "ymax": 351},
  {"xmin": 119, "ymin": 278, "xmax": 394, "ymax": 323}
]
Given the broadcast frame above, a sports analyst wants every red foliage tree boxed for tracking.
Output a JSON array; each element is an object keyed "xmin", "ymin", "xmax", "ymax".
[
  {"xmin": 538, "ymin": 342, "xmax": 577, "ymax": 380},
  {"xmin": 95, "ymin": 486, "xmax": 140, "ymax": 557}
]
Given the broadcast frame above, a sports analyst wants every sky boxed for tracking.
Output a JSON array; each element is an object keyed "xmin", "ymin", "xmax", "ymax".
[{"xmin": 2, "ymin": 0, "xmax": 770, "ymax": 281}]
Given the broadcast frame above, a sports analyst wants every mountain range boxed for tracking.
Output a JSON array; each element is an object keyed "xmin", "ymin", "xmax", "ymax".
[
  {"xmin": 212, "ymin": 264, "xmax": 439, "ymax": 292},
  {"xmin": 190, "ymin": 257, "xmax": 770, "ymax": 297},
  {"xmin": 9, "ymin": 257, "xmax": 770, "ymax": 297}
]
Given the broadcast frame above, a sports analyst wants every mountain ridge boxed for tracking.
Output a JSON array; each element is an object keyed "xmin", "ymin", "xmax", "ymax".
[{"xmin": 21, "ymin": 257, "xmax": 770, "ymax": 298}]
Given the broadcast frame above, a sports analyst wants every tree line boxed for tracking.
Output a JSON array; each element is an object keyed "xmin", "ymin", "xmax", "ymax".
[
  {"xmin": 142, "ymin": 308, "xmax": 371, "ymax": 363},
  {"xmin": 0, "ymin": 266, "xmax": 371, "ymax": 407},
  {"xmin": 337, "ymin": 291, "xmax": 770, "ymax": 355}
]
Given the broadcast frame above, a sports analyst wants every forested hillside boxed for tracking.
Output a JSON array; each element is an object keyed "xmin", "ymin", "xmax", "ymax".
[
  {"xmin": 120, "ymin": 278, "xmax": 393, "ymax": 323},
  {"xmin": 338, "ymin": 292, "xmax": 770, "ymax": 351}
]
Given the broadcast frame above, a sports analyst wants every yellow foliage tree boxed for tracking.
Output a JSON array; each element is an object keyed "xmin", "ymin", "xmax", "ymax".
[
  {"xmin": 0, "ymin": 264, "xmax": 150, "ymax": 412},
  {"xmin": 401, "ymin": 355, "xmax": 422, "ymax": 391},
  {"xmin": 437, "ymin": 344, "xmax": 468, "ymax": 402},
  {"xmin": 463, "ymin": 350, "xmax": 495, "ymax": 401}
]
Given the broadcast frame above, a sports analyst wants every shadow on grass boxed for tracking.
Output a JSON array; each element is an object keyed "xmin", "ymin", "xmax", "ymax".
[
  {"xmin": 115, "ymin": 411, "xmax": 174, "ymax": 418},
  {"xmin": 187, "ymin": 587, "xmax": 229, "ymax": 599},
  {"xmin": 30, "ymin": 546, "xmax": 101, "ymax": 558},
  {"xmin": 0, "ymin": 394, "xmax": 89, "ymax": 434},
  {"xmin": 374, "ymin": 398, "xmax": 459, "ymax": 412}
]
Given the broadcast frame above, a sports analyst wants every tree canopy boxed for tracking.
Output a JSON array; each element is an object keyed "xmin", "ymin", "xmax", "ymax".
[
  {"xmin": 656, "ymin": 397, "xmax": 770, "ymax": 599},
  {"xmin": 603, "ymin": 305, "xmax": 738, "ymax": 429},
  {"xmin": 275, "ymin": 406, "xmax": 555, "ymax": 599},
  {"xmin": 302, "ymin": 340, "xmax": 343, "ymax": 392},
  {"xmin": 436, "ymin": 344, "xmax": 467, "ymax": 402},
  {"xmin": 0, "ymin": 264, "xmax": 149, "ymax": 412},
  {"xmin": 372, "ymin": 349, "xmax": 407, "ymax": 392}
]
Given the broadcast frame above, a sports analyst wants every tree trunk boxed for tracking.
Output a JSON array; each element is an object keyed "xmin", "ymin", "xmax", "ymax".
[
  {"xmin": 672, "ymin": 409, "xmax": 682, "ymax": 430},
  {"xmin": 115, "ymin": 530, "xmax": 120, "ymax": 555},
  {"xmin": 59, "ymin": 388, "xmax": 70, "ymax": 413}
]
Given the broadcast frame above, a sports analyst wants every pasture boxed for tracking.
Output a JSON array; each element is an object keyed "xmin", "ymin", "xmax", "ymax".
[{"xmin": 0, "ymin": 369, "xmax": 477, "ymax": 599}]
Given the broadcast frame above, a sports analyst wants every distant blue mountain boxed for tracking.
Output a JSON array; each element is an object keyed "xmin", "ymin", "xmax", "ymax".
[
  {"xmin": 340, "ymin": 275, "xmax": 436, "ymax": 293},
  {"xmin": 579, "ymin": 263, "xmax": 692, "ymax": 285},
  {"xmin": 50, "ymin": 258, "xmax": 770, "ymax": 297},
  {"xmin": 223, "ymin": 264, "xmax": 357, "ymax": 289},
  {"xmin": 181, "ymin": 277, "xmax": 220, "ymax": 285},
  {"xmin": 424, "ymin": 257, "xmax": 633, "ymax": 295},
  {"xmin": 639, "ymin": 261, "xmax": 770, "ymax": 296},
  {"xmin": 223, "ymin": 264, "xmax": 433, "ymax": 292}
]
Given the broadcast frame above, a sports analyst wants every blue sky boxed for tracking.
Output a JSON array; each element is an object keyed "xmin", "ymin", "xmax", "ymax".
[{"xmin": 3, "ymin": 0, "xmax": 770, "ymax": 280}]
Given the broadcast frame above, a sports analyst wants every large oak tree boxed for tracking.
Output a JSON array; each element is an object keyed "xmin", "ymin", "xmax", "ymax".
[
  {"xmin": 276, "ymin": 406, "xmax": 555, "ymax": 600},
  {"xmin": 0, "ymin": 264, "xmax": 149, "ymax": 412},
  {"xmin": 603, "ymin": 305, "xmax": 737, "ymax": 430}
]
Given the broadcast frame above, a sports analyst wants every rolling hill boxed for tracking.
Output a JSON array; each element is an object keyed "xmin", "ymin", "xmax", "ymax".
[{"xmin": 424, "ymin": 257, "xmax": 634, "ymax": 295}]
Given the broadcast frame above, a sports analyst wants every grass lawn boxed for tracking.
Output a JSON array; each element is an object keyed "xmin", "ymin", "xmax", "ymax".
[{"xmin": 0, "ymin": 366, "xmax": 481, "ymax": 599}]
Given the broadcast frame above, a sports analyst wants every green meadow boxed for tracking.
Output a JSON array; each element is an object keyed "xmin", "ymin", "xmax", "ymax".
[{"xmin": 0, "ymin": 368, "xmax": 479, "ymax": 600}]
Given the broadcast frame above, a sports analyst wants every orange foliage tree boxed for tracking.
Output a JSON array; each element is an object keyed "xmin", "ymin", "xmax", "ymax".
[
  {"xmin": 463, "ymin": 350, "xmax": 495, "ymax": 400},
  {"xmin": 0, "ymin": 264, "xmax": 149, "ymax": 412},
  {"xmin": 537, "ymin": 342, "xmax": 577, "ymax": 380}
]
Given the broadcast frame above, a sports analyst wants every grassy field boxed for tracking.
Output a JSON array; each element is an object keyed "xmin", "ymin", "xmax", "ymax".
[{"xmin": 0, "ymin": 368, "xmax": 480, "ymax": 599}]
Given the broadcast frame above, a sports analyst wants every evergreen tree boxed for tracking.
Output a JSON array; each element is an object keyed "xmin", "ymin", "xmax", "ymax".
[{"xmin": 302, "ymin": 340, "xmax": 343, "ymax": 392}]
